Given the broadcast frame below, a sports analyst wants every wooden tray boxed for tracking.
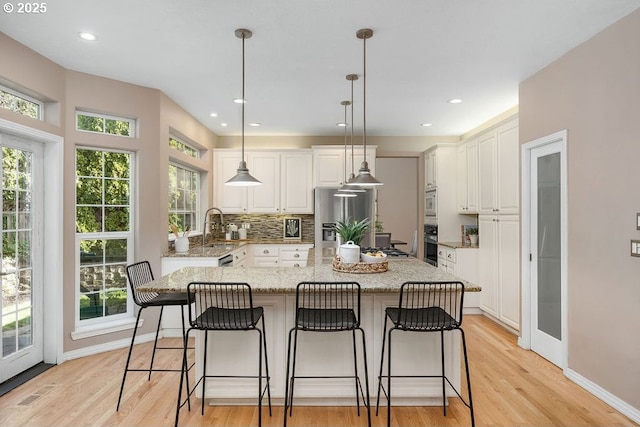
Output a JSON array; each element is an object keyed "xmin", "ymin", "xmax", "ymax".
[{"xmin": 332, "ymin": 256, "xmax": 388, "ymax": 274}]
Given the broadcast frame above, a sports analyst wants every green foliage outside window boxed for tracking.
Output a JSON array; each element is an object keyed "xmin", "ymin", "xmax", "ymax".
[
  {"xmin": 77, "ymin": 112, "xmax": 133, "ymax": 137},
  {"xmin": 0, "ymin": 88, "xmax": 39, "ymax": 119}
]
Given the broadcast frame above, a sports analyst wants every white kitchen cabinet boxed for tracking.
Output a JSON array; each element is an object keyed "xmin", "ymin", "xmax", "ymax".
[
  {"xmin": 279, "ymin": 245, "xmax": 312, "ymax": 267},
  {"xmin": 312, "ymin": 145, "xmax": 377, "ymax": 187},
  {"xmin": 456, "ymin": 138, "xmax": 478, "ymax": 214},
  {"xmin": 250, "ymin": 244, "xmax": 312, "ymax": 267},
  {"xmin": 281, "ymin": 152, "xmax": 313, "ymax": 214},
  {"xmin": 252, "ymin": 245, "xmax": 280, "ymax": 267},
  {"xmin": 437, "ymin": 245, "xmax": 479, "ymax": 309},
  {"xmin": 478, "ymin": 214, "xmax": 520, "ymax": 330},
  {"xmin": 478, "ymin": 117, "xmax": 520, "ymax": 215},
  {"xmin": 425, "ymin": 148, "xmax": 437, "ymax": 189},
  {"xmin": 247, "ymin": 152, "xmax": 280, "ymax": 213},
  {"xmin": 214, "ymin": 149, "xmax": 313, "ymax": 214},
  {"xmin": 427, "ymin": 144, "xmax": 464, "ymax": 242},
  {"xmin": 231, "ymin": 246, "xmax": 249, "ymax": 267},
  {"xmin": 214, "ymin": 151, "xmax": 248, "ymax": 213}
]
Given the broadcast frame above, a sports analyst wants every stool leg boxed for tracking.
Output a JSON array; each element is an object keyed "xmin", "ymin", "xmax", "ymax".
[
  {"xmin": 261, "ymin": 316, "xmax": 272, "ymax": 416},
  {"xmin": 351, "ymin": 329, "xmax": 361, "ymax": 415},
  {"xmin": 148, "ymin": 306, "xmax": 164, "ymax": 380},
  {"xmin": 180, "ymin": 304, "xmax": 191, "ymax": 411},
  {"xmin": 387, "ymin": 328, "xmax": 393, "ymax": 427},
  {"xmin": 376, "ymin": 315, "xmax": 389, "ymax": 415},
  {"xmin": 201, "ymin": 330, "xmax": 209, "ymax": 415},
  {"xmin": 257, "ymin": 328, "xmax": 263, "ymax": 427},
  {"xmin": 288, "ymin": 328, "xmax": 300, "ymax": 417},
  {"xmin": 459, "ymin": 328, "xmax": 475, "ymax": 427},
  {"xmin": 440, "ymin": 330, "xmax": 447, "ymax": 416},
  {"xmin": 283, "ymin": 328, "xmax": 295, "ymax": 427},
  {"xmin": 359, "ymin": 327, "xmax": 372, "ymax": 427},
  {"xmin": 174, "ymin": 328, "xmax": 192, "ymax": 427},
  {"xmin": 117, "ymin": 307, "xmax": 143, "ymax": 410}
]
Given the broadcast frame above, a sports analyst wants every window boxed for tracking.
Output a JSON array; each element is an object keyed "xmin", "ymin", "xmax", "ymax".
[
  {"xmin": 169, "ymin": 136, "xmax": 199, "ymax": 158},
  {"xmin": 76, "ymin": 111, "xmax": 135, "ymax": 137},
  {"xmin": 168, "ymin": 163, "xmax": 199, "ymax": 237},
  {"xmin": 0, "ymin": 85, "xmax": 42, "ymax": 119},
  {"xmin": 76, "ymin": 148, "xmax": 133, "ymax": 324}
]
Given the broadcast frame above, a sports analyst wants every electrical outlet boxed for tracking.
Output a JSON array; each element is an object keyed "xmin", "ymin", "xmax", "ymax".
[{"xmin": 631, "ymin": 240, "xmax": 640, "ymax": 257}]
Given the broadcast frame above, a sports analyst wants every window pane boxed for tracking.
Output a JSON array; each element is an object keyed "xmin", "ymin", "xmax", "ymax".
[
  {"xmin": 76, "ymin": 149, "xmax": 103, "ymax": 177},
  {"xmin": 76, "ymin": 206, "xmax": 102, "ymax": 233},
  {"xmin": 80, "ymin": 239, "xmax": 103, "ymax": 266},
  {"xmin": 104, "ymin": 290, "xmax": 127, "ymax": 316},
  {"xmin": 17, "ymin": 307, "xmax": 33, "ymax": 350},
  {"xmin": 104, "ymin": 179, "xmax": 129, "ymax": 205},
  {"xmin": 79, "ymin": 293, "xmax": 103, "ymax": 320},
  {"xmin": 76, "ymin": 177, "xmax": 102, "ymax": 205},
  {"xmin": 17, "ymin": 230, "xmax": 31, "ymax": 268},
  {"xmin": 104, "ymin": 152, "xmax": 130, "ymax": 178},
  {"xmin": 77, "ymin": 114, "xmax": 104, "ymax": 133},
  {"xmin": 105, "ymin": 239, "xmax": 127, "ymax": 263},
  {"xmin": 0, "ymin": 88, "xmax": 40, "ymax": 119},
  {"xmin": 104, "ymin": 207, "xmax": 129, "ymax": 232},
  {"xmin": 105, "ymin": 119, "xmax": 131, "ymax": 137}
]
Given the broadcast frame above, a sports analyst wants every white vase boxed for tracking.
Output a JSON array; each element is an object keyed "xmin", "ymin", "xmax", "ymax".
[
  {"xmin": 175, "ymin": 236, "xmax": 189, "ymax": 253},
  {"xmin": 469, "ymin": 235, "xmax": 478, "ymax": 246}
]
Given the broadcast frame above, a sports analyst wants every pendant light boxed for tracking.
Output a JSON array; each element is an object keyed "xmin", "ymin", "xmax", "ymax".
[
  {"xmin": 347, "ymin": 28, "xmax": 383, "ymax": 187},
  {"xmin": 335, "ymin": 100, "xmax": 356, "ymax": 198},
  {"xmin": 225, "ymin": 28, "xmax": 261, "ymax": 186},
  {"xmin": 344, "ymin": 73, "xmax": 365, "ymax": 192}
]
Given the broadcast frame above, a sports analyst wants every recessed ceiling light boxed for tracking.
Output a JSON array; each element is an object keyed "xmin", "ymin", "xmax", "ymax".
[
  {"xmin": 248, "ymin": 123, "xmax": 260, "ymax": 127},
  {"xmin": 337, "ymin": 122, "xmax": 347, "ymax": 127},
  {"xmin": 420, "ymin": 123, "xmax": 433, "ymax": 127},
  {"xmin": 210, "ymin": 113, "xmax": 218, "ymax": 117},
  {"xmin": 233, "ymin": 98, "xmax": 246, "ymax": 104},
  {"xmin": 78, "ymin": 32, "xmax": 98, "ymax": 41},
  {"xmin": 448, "ymin": 98, "xmax": 463, "ymax": 104},
  {"xmin": 221, "ymin": 123, "xmax": 228, "ymax": 127}
]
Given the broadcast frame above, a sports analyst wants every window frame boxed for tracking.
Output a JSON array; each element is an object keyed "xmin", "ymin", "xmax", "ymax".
[
  {"xmin": 0, "ymin": 84, "xmax": 43, "ymax": 120},
  {"xmin": 75, "ymin": 110, "xmax": 136, "ymax": 138},
  {"xmin": 169, "ymin": 135, "xmax": 200, "ymax": 159},
  {"xmin": 168, "ymin": 162, "xmax": 201, "ymax": 241},
  {"xmin": 74, "ymin": 147, "xmax": 135, "ymax": 333}
]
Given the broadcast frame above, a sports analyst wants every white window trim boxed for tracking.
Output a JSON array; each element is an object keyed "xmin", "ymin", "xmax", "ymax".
[
  {"xmin": 75, "ymin": 110, "xmax": 136, "ymax": 138},
  {"xmin": 168, "ymin": 162, "xmax": 201, "ymax": 240},
  {"xmin": 74, "ymin": 148, "xmax": 136, "ymax": 336},
  {"xmin": 0, "ymin": 84, "xmax": 44, "ymax": 120}
]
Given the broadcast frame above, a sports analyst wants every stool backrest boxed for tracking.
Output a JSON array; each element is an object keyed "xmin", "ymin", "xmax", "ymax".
[
  {"xmin": 126, "ymin": 261, "xmax": 158, "ymax": 306},
  {"xmin": 295, "ymin": 282, "xmax": 361, "ymax": 331},
  {"xmin": 186, "ymin": 282, "xmax": 256, "ymax": 329},
  {"xmin": 397, "ymin": 281, "xmax": 465, "ymax": 329}
]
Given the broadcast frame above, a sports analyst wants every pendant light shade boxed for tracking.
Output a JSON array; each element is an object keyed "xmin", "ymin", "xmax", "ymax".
[
  {"xmin": 347, "ymin": 28, "xmax": 383, "ymax": 187},
  {"xmin": 225, "ymin": 28, "xmax": 261, "ymax": 187}
]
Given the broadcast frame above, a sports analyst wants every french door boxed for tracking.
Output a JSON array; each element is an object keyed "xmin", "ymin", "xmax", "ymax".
[
  {"xmin": 524, "ymin": 134, "xmax": 567, "ymax": 368},
  {"xmin": 0, "ymin": 133, "xmax": 43, "ymax": 382}
]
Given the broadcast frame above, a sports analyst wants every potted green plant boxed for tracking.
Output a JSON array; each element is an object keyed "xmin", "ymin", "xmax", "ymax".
[
  {"xmin": 466, "ymin": 227, "xmax": 478, "ymax": 246},
  {"xmin": 334, "ymin": 217, "xmax": 370, "ymax": 246}
]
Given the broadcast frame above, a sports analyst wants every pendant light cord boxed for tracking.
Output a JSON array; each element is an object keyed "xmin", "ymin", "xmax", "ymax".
[
  {"xmin": 241, "ymin": 33, "xmax": 246, "ymax": 164},
  {"xmin": 362, "ymin": 34, "xmax": 367, "ymax": 163}
]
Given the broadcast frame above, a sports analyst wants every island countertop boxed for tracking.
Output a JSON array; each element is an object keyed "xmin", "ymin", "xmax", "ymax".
[{"xmin": 142, "ymin": 256, "xmax": 481, "ymax": 294}]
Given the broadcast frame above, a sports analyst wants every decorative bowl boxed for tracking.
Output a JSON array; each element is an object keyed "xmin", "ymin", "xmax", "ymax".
[{"xmin": 361, "ymin": 251, "xmax": 388, "ymax": 263}]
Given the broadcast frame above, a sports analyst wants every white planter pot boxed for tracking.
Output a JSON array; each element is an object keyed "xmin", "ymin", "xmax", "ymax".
[
  {"xmin": 175, "ymin": 236, "xmax": 190, "ymax": 253},
  {"xmin": 339, "ymin": 240, "xmax": 360, "ymax": 263}
]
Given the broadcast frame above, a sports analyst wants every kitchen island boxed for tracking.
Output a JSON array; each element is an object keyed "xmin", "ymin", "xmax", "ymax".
[{"xmin": 143, "ymin": 254, "xmax": 480, "ymax": 406}]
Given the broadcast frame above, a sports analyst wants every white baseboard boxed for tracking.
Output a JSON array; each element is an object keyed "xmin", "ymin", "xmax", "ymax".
[
  {"xmin": 62, "ymin": 332, "xmax": 157, "ymax": 362},
  {"xmin": 565, "ymin": 368, "xmax": 640, "ymax": 424}
]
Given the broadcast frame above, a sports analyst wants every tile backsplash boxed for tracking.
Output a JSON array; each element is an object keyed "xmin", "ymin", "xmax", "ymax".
[{"xmin": 208, "ymin": 213, "xmax": 315, "ymax": 242}]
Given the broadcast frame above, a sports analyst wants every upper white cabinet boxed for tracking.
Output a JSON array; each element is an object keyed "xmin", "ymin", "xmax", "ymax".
[
  {"xmin": 214, "ymin": 150, "xmax": 248, "ymax": 213},
  {"xmin": 478, "ymin": 117, "xmax": 520, "ymax": 215},
  {"xmin": 312, "ymin": 145, "xmax": 377, "ymax": 187},
  {"xmin": 425, "ymin": 149, "xmax": 437, "ymax": 189},
  {"xmin": 214, "ymin": 149, "xmax": 313, "ymax": 214},
  {"xmin": 456, "ymin": 138, "xmax": 478, "ymax": 214},
  {"xmin": 281, "ymin": 152, "xmax": 313, "ymax": 213}
]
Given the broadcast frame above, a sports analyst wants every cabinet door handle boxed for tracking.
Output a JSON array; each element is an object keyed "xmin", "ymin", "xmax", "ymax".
[
  {"xmin": 263, "ymin": 249, "xmax": 270, "ymax": 254},
  {"xmin": 294, "ymin": 263, "xmax": 300, "ymax": 267},
  {"xmin": 294, "ymin": 253, "xmax": 300, "ymax": 258}
]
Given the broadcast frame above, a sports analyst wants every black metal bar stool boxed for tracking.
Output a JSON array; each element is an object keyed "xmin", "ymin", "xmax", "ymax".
[
  {"xmin": 376, "ymin": 281, "xmax": 475, "ymax": 427},
  {"xmin": 117, "ymin": 260, "xmax": 193, "ymax": 410},
  {"xmin": 284, "ymin": 281, "xmax": 371, "ymax": 427},
  {"xmin": 175, "ymin": 282, "xmax": 272, "ymax": 427}
]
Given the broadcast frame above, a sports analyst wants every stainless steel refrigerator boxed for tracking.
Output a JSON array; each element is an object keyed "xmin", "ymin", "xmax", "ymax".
[{"xmin": 314, "ymin": 187, "xmax": 376, "ymax": 250}]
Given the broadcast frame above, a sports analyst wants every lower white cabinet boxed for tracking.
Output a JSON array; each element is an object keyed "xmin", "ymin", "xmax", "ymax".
[
  {"xmin": 232, "ymin": 247, "xmax": 248, "ymax": 267},
  {"xmin": 478, "ymin": 214, "xmax": 520, "ymax": 330},
  {"xmin": 251, "ymin": 244, "xmax": 312, "ymax": 267},
  {"xmin": 252, "ymin": 245, "xmax": 281, "ymax": 267},
  {"xmin": 437, "ymin": 246, "xmax": 479, "ymax": 309}
]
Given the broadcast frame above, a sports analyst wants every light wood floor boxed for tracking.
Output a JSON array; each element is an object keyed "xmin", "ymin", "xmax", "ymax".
[{"xmin": 0, "ymin": 315, "xmax": 635, "ymax": 427}]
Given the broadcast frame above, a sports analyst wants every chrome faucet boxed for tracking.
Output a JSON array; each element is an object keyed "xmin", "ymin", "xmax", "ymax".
[{"xmin": 202, "ymin": 207, "xmax": 225, "ymax": 246}]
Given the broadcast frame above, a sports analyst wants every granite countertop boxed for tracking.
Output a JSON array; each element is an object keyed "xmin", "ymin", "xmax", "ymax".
[
  {"xmin": 164, "ymin": 239, "xmax": 314, "ymax": 258},
  {"xmin": 438, "ymin": 241, "xmax": 479, "ymax": 249},
  {"xmin": 142, "ymin": 253, "xmax": 481, "ymax": 294}
]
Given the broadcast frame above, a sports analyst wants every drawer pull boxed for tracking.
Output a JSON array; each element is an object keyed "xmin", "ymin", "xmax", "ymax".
[
  {"xmin": 294, "ymin": 253, "xmax": 300, "ymax": 258},
  {"xmin": 263, "ymin": 249, "xmax": 270, "ymax": 254}
]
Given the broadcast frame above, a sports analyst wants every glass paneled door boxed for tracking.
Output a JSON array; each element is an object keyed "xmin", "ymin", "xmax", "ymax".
[{"xmin": 0, "ymin": 133, "xmax": 43, "ymax": 382}]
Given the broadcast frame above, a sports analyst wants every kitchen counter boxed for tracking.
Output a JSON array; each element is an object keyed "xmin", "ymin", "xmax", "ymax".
[
  {"xmin": 143, "ymin": 252, "xmax": 480, "ymax": 294},
  {"xmin": 438, "ymin": 241, "xmax": 479, "ymax": 249}
]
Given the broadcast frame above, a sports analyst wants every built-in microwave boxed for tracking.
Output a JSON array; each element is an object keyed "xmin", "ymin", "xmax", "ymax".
[{"xmin": 425, "ymin": 189, "xmax": 437, "ymax": 217}]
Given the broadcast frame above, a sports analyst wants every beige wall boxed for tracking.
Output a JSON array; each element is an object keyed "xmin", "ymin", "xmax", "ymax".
[
  {"xmin": 1, "ymin": 32, "xmax": 217, "ymax": 353},
  {"xmin": 520, "ymin": 9, "xmax": 640, "ymax": 409}
]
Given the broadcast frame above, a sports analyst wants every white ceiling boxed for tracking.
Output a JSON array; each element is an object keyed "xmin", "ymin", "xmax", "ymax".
[{"xmin": 1, "ymin": 0, "xmax": 639, "ymax": 137}]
